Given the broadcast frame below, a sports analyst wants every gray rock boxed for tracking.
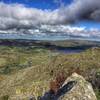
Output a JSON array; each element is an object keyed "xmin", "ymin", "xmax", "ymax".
[{"xmin": 58, "ymin": 73, "xmax": 97, "ymax": 100}]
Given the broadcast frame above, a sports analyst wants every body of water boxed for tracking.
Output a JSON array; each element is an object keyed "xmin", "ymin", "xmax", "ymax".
[{"xmin": 0, "ymin": 33, "xmax": 99, "ymax": 54}]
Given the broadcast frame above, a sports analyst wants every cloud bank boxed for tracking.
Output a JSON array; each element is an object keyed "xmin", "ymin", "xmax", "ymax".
[
  {"xmin": 0, "ymin": 0, "xmax": 100, "ymax": 29},
  {"xmin": 0, "ymin": 25, "xmax": 100, "ymax": 40},
  {"xmin": 0, "ymin": 0, "xmax": 100, "ymax": 40}
]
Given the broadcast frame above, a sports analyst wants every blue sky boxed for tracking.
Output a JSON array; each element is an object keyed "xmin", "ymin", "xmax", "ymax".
[
  {"xmin": 0, "ymin": 0, "xmax": 72, "ymax": 9},
  {"xmin": 75, "ymin": 21, "xmax": 100, "ymax": 30}
]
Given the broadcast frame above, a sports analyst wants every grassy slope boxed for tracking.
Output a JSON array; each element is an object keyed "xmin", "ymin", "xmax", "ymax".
[{"xmin": 0, "ymin": 44, "xmax": 100, "ymax": 99}]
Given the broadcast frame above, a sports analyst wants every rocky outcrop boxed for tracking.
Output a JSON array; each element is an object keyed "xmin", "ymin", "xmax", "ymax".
[
  {"xmin": 41, "ymin": 73, "xmax": 97, "ymax": 100},
  {"xmin": 1, "ymin": 73, "xmax": 97, "ymax": 100},
  {"xmin": 58, "ymin": 73, "xmax": 97, "ymax": 100}
]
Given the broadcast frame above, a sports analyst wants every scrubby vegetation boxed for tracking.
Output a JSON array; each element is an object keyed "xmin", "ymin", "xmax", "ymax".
[
  {"xmin": 0, "ymin": 40, "xmax": 100, "ymax": 99},
  {"xmin": 0, "ymin": 46, "xmax": 51, "ymax": 75}
]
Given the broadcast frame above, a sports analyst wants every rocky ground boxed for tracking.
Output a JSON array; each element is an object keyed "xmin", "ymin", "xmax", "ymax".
[
  {"xmin": 0, "ymin": 40, "xmax": 100, "ymax": 100},
  {"xmin": 1, "ymin": 73, "xmax": 97, "ymax": 100}
]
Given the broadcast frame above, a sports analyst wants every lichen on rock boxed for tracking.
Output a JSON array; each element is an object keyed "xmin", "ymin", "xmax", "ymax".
[{"xmin": 58, "ymin": 73, "xmax": 97, "ymax": 100}]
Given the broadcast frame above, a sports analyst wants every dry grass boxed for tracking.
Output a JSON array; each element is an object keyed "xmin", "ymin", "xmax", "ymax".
[{"xmin": 0, "ymin": 45, "xmax": 100, "ymax": 99}]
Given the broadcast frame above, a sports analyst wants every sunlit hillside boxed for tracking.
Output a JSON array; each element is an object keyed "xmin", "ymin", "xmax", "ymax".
[{"xmin": 0, "ymin": 40, "xmax": 100, "ymax": 99}]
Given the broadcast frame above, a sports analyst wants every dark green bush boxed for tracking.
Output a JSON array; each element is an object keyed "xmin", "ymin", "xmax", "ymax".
[{"xmin": 1, "ymin": 95, "xmax": 9, "ymax": 100}]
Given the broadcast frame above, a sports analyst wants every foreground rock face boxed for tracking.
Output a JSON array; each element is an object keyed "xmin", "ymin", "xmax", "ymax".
[
  {"xmin": 58, "ymin": 73, "xmax": 97, "ymax": 100},
  {"xmin": 1, "ymin": 73, "xmax": 97, "ymax": 100},
  {"xmin": 40, "ymin": 73, "xmax": 97, "ymax": 100}
]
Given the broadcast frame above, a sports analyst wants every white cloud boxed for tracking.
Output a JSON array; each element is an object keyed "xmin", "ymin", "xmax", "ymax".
[
  {"xmin": 0, "ymin": 25, "xmax": 100, "ymax": 39},
  {"xmin": 0, "ymin": 0, "xmax": 100, "ymax": 30},
  {"xmin": 0, "ymin": 1, "xmax": 99, "ymax": 40}
]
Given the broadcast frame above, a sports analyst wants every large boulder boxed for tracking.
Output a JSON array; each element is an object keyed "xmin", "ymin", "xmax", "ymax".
[
  {"xmin": 40, "ymin": 73, "xmax": 97, "ymax": 100},
  {"xmin": 58, "ymin": 73, "xmax": 97, "ymax": 100}
]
